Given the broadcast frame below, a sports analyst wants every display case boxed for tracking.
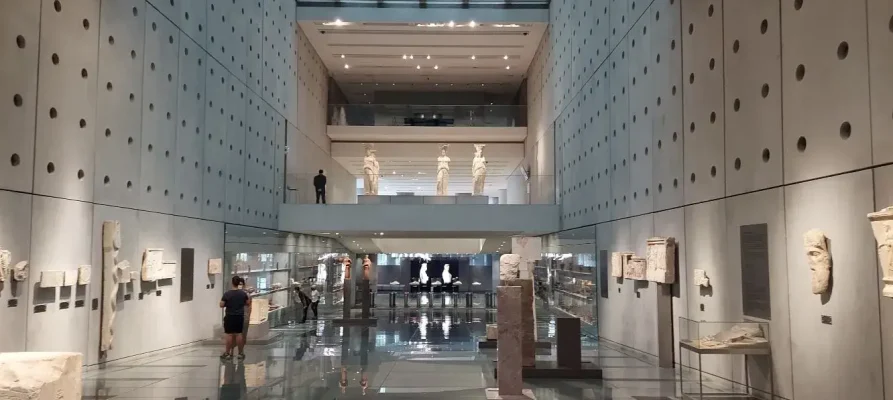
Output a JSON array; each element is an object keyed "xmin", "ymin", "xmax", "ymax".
[
  {"xmin": 549, "ymin": 253, "xmax": 596, "ymax": 325},
  {"xmin": 677, "ymin": 317, "xmax": 773, "ymax": 399}
]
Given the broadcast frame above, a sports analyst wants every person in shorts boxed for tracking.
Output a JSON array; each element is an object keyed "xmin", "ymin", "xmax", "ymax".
[{"xmin": 220, "ymin": 276, "xmax": 250, "ymax": 360}]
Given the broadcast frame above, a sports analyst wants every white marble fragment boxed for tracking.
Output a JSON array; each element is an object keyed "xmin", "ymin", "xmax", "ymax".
[
  {"xmin": 868, "ymin": 206, "xmax": 893, "ymax": 298},
  {"xmin": 804, "ymin": 229, "xmax": 831, "ymax": 295},
  {"xmin": 13, "ymin": 261, "xmax": 29, "ymax": 282},
  {"xmin": 250, "ymin": 298, "xmax": 269, "ymax": 324},
  {"xmin": 140, "ymin": 248, "xmax": 164, "ymax": 281},
  {"xmin": 159, "ymin": 261, "xmax": 177, "ymax": 280},
  {"xmin": 693, "ymin": 269, "xmax": 711, "ymax": 287},
  {"xmin": 39, "ymin": 270, "xmax": 65, "ymax": 288},
  {"xmin": 0, "ymin": 352, "xmax": 83, "ymax": 400},
  {"xmin": 486, "ymin": 324, "xmax": 498, "ymax": 340},
  {"xmin": 363, "ymin": 144, "xmax": 380, "ymax": 195},
  {"xmin": 0, "ymin": 249, "xmax": 9, "ymax": 282},
  {"xmin": 208, "ymin": 258, "xmax": 223, "ymax": 275},
  {"xmin": 472, "ymin": 144, "xmax": 487, "ymax": 195},
  {"xmin": 62, "ymin": 270, "xmax": 78, "ymax": 286},
  {"xmin": 645, "ymin": 237, "xmax": 677, "ymax": 284},
  {"xmin": 77, "ymin": 266, "xmax": 91, "ymax": 285},
  {"xmin": 101, "ymin": 221, "xmax": 124, "ymax": 352},
  {"xmin": 610, "ymin": 252, "xmax": 632, "ymax": 278},
  {"xmin": 499, "ymin": 254, "xmax": 521, "ymax": 281},
  {"xmin": 624, "ymin": 256, "xmax": 647, "ymax": 280},
  {"xmin": 436, "ymin": 144, "xmax": 451, "ymax": 195}
]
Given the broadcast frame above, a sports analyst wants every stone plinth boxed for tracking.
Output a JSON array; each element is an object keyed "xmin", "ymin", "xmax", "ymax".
[
  {"xmin": 497, "ymin": 286, "xmax": 523, "ymax": 397},
  {"xmin": 360, "ymin": 280, "xmax": 371, "ymax": 319},
  {"xmin": 0, "ymin": 352, "xmax": 82, "ymax": 400},
  {"xmin": 486, "ymin": 324, "xmax": 498, "ymax": 340},
  {"xmin": 502, "ymin": 278, "xmax": 535, "ymax": 367},
  {"xmin": 556, "ymin": 318, "xmax": 581, "ymax": 370},
  {"xmin": 342, "ymin": 282, "xmax": 353, "ymax": 319}
]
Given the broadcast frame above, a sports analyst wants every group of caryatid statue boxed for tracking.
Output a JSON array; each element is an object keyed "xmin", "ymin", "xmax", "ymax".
[{"xmin": 362, "ymin": 143, "xmax": 488, "ymax": 196}]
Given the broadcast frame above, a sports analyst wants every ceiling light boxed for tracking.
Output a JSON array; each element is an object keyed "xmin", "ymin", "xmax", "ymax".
[
  {"xmin": 426, "ymin": 55, "xmax": 431, "ymax": 60},
  {"xmin": 410, "ymin": 55, "xmax": 414, "ymax": 59},
  {"xmin": 469, "ymin": 20, "xmax": 477, "ymax": 28},
  {"xmin": 434, "ymin": 65, "xmax": 439, "ymax": 70},
  {"xmin": 416, "ymin": 65, "xmax": 421, "ymax": 69},
  {"xmin": 503, "ymin": 55, "xmax": 509, "ymax": 60},
  {"xmin": 402, "ymin": 54, "xmax": 407, "ymax": 60},
  {"xmin": 344, "ymin": 64, "xmax": 350, "ymax": 69},
  {"xmin": 493, "ymin": 24, "xmax": 521, "ymax": 28},
  {"xmin": 341, "ymin": 54, "xmax": 345, "ymax": 59},
  {"xmin": 506, "ymin": 65, "xmax": 511, "ymax": 69},
  {"xmin": 448, "ymin": 21, "xmax": 455, "ymax": 28},
  {"xmin": 471, "ymin": 55, "xmax": 476, "ymax": 60},
  {"xmin": 323, "ymin": 19, "xmax": 350, "ymax": 27}
]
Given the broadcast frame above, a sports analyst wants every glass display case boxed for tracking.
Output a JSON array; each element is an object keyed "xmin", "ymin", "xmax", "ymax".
[
  {"xmin": 540, "ymin": 226, "xmax": 597, "ymax": 328},
  {"xmin": 677, "ymin": 317, "xmax": 773, "ymax": 399}
]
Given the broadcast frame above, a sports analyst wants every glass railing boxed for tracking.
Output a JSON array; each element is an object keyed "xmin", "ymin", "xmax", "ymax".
[
  {"xmin": 327, "ymin": 104, "xmax": 527, "ymax": 128},
  {"xmin": 298, "ymin": 0, "xmax": 548, "ymax": 8},
  {"xmin": 284, "ymin": 173, "xmax": 555, "ymax": 205}
]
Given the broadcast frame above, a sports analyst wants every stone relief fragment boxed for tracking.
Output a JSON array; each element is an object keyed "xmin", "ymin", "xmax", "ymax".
[
  {"xmin": 868, "ymin": 207, "xmax": 893, "ymax": 298},
  {"xmin": 0, "ymin": 352, "xmax": 83, "ymax": 400},
  {"xmin": 13, "ymin": 261, "xmax": 28, "ymax": 282},
  {"xmin": 645, "ymin": 237, "xmax": 677, "ymax": 284},
  {"xmin": 624, "ymin": 256, "xmax": 647, "ymax": 280},
  {"xmin": 499, "ymin": 254, "xmax": 522, "ymax": 281},
  {"xmin": 0, "ymin": 249, "xmax": 9, "ymax": 282},
  {"xmin": 611, "ymin": 252, "xmax": 633, "ymax": 278},
  {"xmin": 803, "ymin": 229, "xmax": 831, "ymax": 295},
  {"xmin": 77, "ymin": 265, "xmax": 91, "ymax": 285},
  {"xmin": 693, "ymin": 269, "xmax": 711, "ymax": 287},
  {"xmin": 62, "ymin": 270, "xmax": 78, "ymax": 286},
  {"xmin": 140, "ymin": 248, "xmax": 164, "ymax": 281},
  {"xmin": 250, "ymin": 297, "xmax": 269, "ymax": 324},
  {"xmin": 159, "ymin": 261, "xmax": 177, "ymax": 280},
  {"xmin": 208, "ymin": 258, "xmax": 223, "ymax": 275},
  {"xmin": 39, "ymin": 270, "xmax": 65, "ymax": 288},
  {"xmin": 101, "ymin": 221, "xmax": 127, "ymax": 353}
]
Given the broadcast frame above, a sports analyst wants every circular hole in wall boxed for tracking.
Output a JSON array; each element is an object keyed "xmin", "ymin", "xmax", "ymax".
[
  {"xmin": 796, "ymin": 136, "xmax": 807, "ymax": 152},
  {"xmin": 16, "ymin": 35, "xmax": 26, "ymax": 49},
  {"xmin": 106, "ymin": 82, "xmax": 113, "ymax": 91},
  {"xmin": 105, "ymin": 128, "xmax": 111, "ymax": 137},
  {"xmin": 710, "ymin": 112, "xmax": 717, "ymax": 123},
  {"xmin": 710, "ymin": 166, "xmax": 717, "ymax": 177},
  {"xmin": 837, "ymin": 42, "xmax": 849, "ymax": 60},
  {"xmin": 128, "ymin": 137, "xmax": 133, "ymax": 145},
  {"xmin": 126, "ymin": 181, "xmax": 132, "ymax": 189},
  {"xmin": 709, "ymin": 58, "xmax": 715, "ymax": 70},
  {"xmin": 760, "ymin": 19, "xmax": 768, "ymax": 34},
  {"xmin": 794, "ymin": 0, "xmax": 803, "ymax": 10},
  {"xmin": 10, "ymin": 154, "xmax": 20, "ymax": 166},
  {"xmin": 103, "ymin": 176, "xmax": 110, "ymax": 185},
  {"xmin": 81, "ymin": 68, "xmax": 88, "ymax": 78},
  {"xmin": 795, "ymin": 64, "xmax": 806, "ymax": 81},
  {"xmin": 688, "ymin": 23, "xmax": 694, "ymax": 35},
  {"xmin": 734, "ymin": 98, "xmax": 741, "ymax": 111},
  {"xmin": 51, "ymin": 53, "xmax": 59, "ymax": 65},
  {"xmin": 734, "ymin": 158, "xmax": 742, "ymax": 170},
  {"xmin": 658, "ymin": 140, "xmax": 663, "ymax": 149},
  {"xmin": 147, "ymin": 185, "xmax": 152, "ymax": 193},
  {"xmin": 689, "ymin": 73, "xmax": 695, "ymax": 84},
  {"xmin": 733, "ymin": 40, "xmax": 740, "ymax": 53},
  {"xmin": 53, "ymin": 0, "xmax": 61, "ymax": 12},
  {"xmin": 79, "ymin": 119, "xmax": 86, "ymax": 128},
  {"xmin": 131, "ymin": 50, "xmax": 136, "ymax": 59},
  {"xmin": 708, "ymin": 4, "xmax": 714, "ymax": 16},
  {"xmin": 13, "ymin": 94, "xmax": 23, "ymax": 107},
  {"xmin": 762, "ymin": 148, "xmax": 771, "ymax": 162},
  {"xmin": 49, "ymin": 107, "xmax": 58, "ymax": 118},
  {"xmin": 46, "ymin": 162, "xmax": 55, "ymax": 174},
  {"xmin": 132, "ymin": 7, "xmax": 138, "ymax": 16},
  {"xmin": 762, "ymin": 83, "xmax": 770, "ymax": 98},
  {"xmin": 147, "ymin": 144, "xmax": 153, "ymax": 152},
  {"xmin": 673, "ymin": 132, "xmax": 678, "ymax": 141},
  {"xmin": 690, "ymin": 122, "xmax": 696, "ymax": 133},
  {"xmin": 83, "ymin": 19, "xmax": 90, "ymax": 30},
  {"xmin": 658, "ymin": 183, "xmax": 663, "ymax": 192},
  {"xmin": 77, "ymin": 169, "xmax": 85, "ymax": 180},
  {"xmin": 840, "ymin": 121, "xmax": 852, "ymax": 139},
  {"xmin": 672, "ymin": 85, "xmax": 677, "ymax": 96},
  {"xmin": 671, "ymin": 39, "xmax": 676, "ymax": 50},
  {"xmin": 673, "ymin": 179, "xmax": 679, "ymax": 188},
  {"xmin": 690, "ymin": 173, "xmax": 696, "ymax": 183}
]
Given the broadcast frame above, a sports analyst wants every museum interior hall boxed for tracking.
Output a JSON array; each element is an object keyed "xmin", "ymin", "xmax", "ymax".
[{"xmin": 2, "ymin": 0, "xmax": 893, "ymax": 399}]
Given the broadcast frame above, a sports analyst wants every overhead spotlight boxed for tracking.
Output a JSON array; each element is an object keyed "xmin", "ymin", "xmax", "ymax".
[
  {"xmin": 503, "ymin": 55, "xmax": 509, "ymax": 60},
  {"xmin": 410, "ymin": 55, "xmax": 414, "ymax": 59},
  {"xmin": 469, "ymin": 20, "xmax": 477, "ymax": 28},
  {"xmin": 402, "ymin": 54, "xmax": 407, "ymax": 60},
  {"xmin": 323, "ymin": 18, "xmax": 350, "ymax": 27},
  {"xmin": 434, "ymin": 65, "xmax": 439, "ymax": 70},
  {"xmin": 426, "ymin": 55, "xmax": 431, "ymax": 60},
  {"xmin": 506, "ymin": 65, "xmax": 511, "ymax": 69},
  {"xmin": 341, "ymin": 54, "xmax": 345, "ymax": 59},
  {"xmin": 448, "ymin": 21, "xmax": 455, "ymax": 28},
  {"xmin": 344, "ymin": 64, "xmax": 350, "ymax": 69},
  {"xmin": 471, "ymin": 55, "xmax": 476, "ymax": 60},
  {"xmin": 416, "ymin": 65, "xmax": 421, "ymax": 69},
  {"xmin": 380, "ymin": 232, "xmax": 384, "ymax": 235}
]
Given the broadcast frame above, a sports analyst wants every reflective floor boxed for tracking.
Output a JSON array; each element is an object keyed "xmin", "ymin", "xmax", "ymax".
[{"xmin": 82, "ymin": 304, "xmax": 712, "ymax": 399}]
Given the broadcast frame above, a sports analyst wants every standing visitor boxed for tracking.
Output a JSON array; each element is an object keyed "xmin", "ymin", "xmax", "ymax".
[
  {"xmin": 314, "ymin": 169, "xmax": 327, "ymax": 204},
  {"xmin": 310, "ymin": 285, "xmax": 320, "ymax": 319},
  {"xmin": 295, "ymin": 284, "xmax": 312, "ymax": 323},
  {"xmin": 220, "ymin": 276, "xmax": 250, "ymax": 360}
]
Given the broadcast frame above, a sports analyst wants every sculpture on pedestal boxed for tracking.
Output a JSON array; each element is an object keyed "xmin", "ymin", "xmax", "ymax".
[
  {"xmin": 362, "ymin": 255, "xmax": 372, "ymax": 280},
  {"xmin": 624, "ymin": 256, "xmax": 647, "ymax": 280},
  {"xmin": 804, "ymin": 229, "xmax": 831, "ymax": 295},
  {"xmin": 472, "ymin": 144, "xmax": 487, "ymax": 196},
  {"xmin": 342, "ymin": 257, "xmax": 351, "ymax": 280},
  {"xmin": 436, "ymin": 144, "xmax": 450, "ymax": 195},
  {"xmin": 420, "ymin": 263, "xmax": 429, "ymax": 284},
  {"xmin": 442, "ymin": 263, "xmax": 452, "ymax": 284},
  {"xmin": 645, "ymin": 237, "xmax": 677, "ymax": 283},
  {"xmin": 363, "ymin": 144, "xmax": 379, "ymax": 195},
  {"xmin": 868, "ymin": 206, "xmax": 893, "ymax": 298},
  {"xmin": 499, "ymin": 254, "xmax": 521, "ymax": 280}
]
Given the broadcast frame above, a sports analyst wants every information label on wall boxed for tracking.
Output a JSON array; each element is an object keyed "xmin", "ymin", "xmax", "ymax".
[
  {"xmin": 599, "ymin": 250, "xmax": 609, "ymax": 299},
  {"xmin": 740, "ymin": 224, "xmax": 771, "ymax": 320}
]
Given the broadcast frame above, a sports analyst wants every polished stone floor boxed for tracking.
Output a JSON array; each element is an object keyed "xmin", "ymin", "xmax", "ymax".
[{"xmin": 81, "ymin": 303, "xmax": 736, "ymax": 399}]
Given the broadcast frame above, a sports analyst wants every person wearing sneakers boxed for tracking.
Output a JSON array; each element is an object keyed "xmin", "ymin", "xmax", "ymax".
[{"xmin": 220, "ymin": 275, "xmax": 250, "ymax": 360}]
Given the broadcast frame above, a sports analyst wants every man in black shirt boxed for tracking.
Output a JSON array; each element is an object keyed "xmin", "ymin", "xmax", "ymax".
[
  {"xmin": 314, "ymin": 170, "xmax": 327, "ymax": 204},
  {"xmin": 220, "ymin": 276, "xmax": 250, "ymax": 360}
]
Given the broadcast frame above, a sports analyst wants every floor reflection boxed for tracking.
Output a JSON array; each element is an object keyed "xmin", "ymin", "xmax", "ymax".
[{"xmin": 81, "ymin": 303, "xmax": 707, "ymax": 399}]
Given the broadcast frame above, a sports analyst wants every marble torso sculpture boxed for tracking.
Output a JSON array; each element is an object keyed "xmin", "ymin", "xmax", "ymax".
[
  {"xmin": 436, "ymin": 144, "xmax": 451, "ymax": 195},
  {"xmin": 645, "ymin": 237, "xmax": 677, "ymax": 283},
  {"xmin": 693, "ymin": 269, "xmax": 711, "ymax": 287},
  {"xmin": 420, "ymin": 263, "xmax": 429, "ymax": 284},
  {"xmin": 362, "ymin": 255, "xmax": 372, "ymax": 280},
  {"xmin": 442, "ymin": 264, "xmax": 452, "ymax": 284},
  {"xmin": 342, "ymin": 258, "xmax": 352, "ymax": 280},
  {"xmin": 499, "ymin": 254, "xmax": 522, "ymax": 281},
  {"xmin": 868, "ymin": 206, "xmax": 893, "ymax": 297},
  {"xmin": 804, "ymin": 229, "xmax": 831, "ymax": 294},
  {"xmin": 624, "ymin": 256, "xmax": 647, "ymax": 280},
  {"xmin": 363, "ymin": 144, "xmax": 379, "ymax": 195},
  {"xmin": 472, "ymin": 144, "xmax": 487, "ymax": 196}
]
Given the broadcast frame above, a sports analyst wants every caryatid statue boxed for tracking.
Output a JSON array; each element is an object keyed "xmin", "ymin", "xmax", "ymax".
[
  {"xmin": 435, "ymin": 144, "xmax": 450, "ymax": 195},
  {"xmin": 472, "ymin": 144, "xmax": 487, "ymax": 195},
  {"xmin": 362, "ymin": 255, "xmax": 372, "ymax": 281},
  {"xmin": 363, "ymin": 144, "xmax": 380, "ymax": 195},
  {"xmin": 342, "ymin": 257, "xmax": 352, "ymax": 280}
]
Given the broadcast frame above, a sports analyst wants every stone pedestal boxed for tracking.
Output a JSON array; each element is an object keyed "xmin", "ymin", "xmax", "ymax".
[
  {"xmin": 487, "ymin": 324, "xmax": 498, "ymax": 340},
  {"xmin": 497, "ymin": 286, "xmax": 523, "ymax": 397},
  {"xmin": 0, "ymin": 352, "xmax": 82, "ymax": 400},
  {"xmin": 501, "ymin": 278, "xmax": 535, "ymax": 367},
  {"xmin": 556, "ymin": 318, "xmax": 581, "ymax": 370},
  {"xmin": 342, "ymin": 282, "xmax": 353, "ymax": 319},
  {"xmin": 361, "ymin": 280, "xmax": 371, "ymax": 319}
]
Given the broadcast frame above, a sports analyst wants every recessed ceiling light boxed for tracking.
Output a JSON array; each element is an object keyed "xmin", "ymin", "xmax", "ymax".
[
  {"xmin": 469, "ymin": 20, "xmax": 477, "ymax": 28},
  {"xmin": 503, "ymin": 55, "xmax": 509, "ymax": 60},
  {"xmin": 506, "ymin": 65, "xmax": 511, "ymax": 69},
  {"xmin": 380, "ymin": 232, "xmax": 384, "ymax": 235},
  {"xmin": 448, "ymin": 21, "xmax": 455, "ymax": 28},
  {"xmin": 426, "ymin": 55, "xmax": 431, "ymax": 60},
  {"xmin": 344, "ymin": 64, "xmax": 350, "ymax": 69},
  {"xmin": 434, "ymin": 65, "xmax": 439, "ymax": 70},
  {"xmin": 402, "ymin": 54, "xmax": 407, "ymax": 60},
  {"xmin": 416, "ymin": 65, "xmax": 421, "ymax": 69},
  {"xmin": 410, "ymin": 55, "xmax": 414, "ymax": 59},
  {"xmin": 341, "ymin": 54, "xmax": 345, "ymax": 59},
  {"xmin": 323, "ymin": 19, "xmax": 350, "ymax": 26}
]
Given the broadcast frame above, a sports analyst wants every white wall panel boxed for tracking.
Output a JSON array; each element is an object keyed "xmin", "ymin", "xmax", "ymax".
[
  {"xmin": 723, "ymin": 0, "xmax": 782, "ymax": 195},
  {"xmin": 32, "ymin": 0, "xmax": 100, "ymax": 201},
  {"xmin": 0, "ymin": 0, "xmax": 40, "ymax": 193},
  {"xmin": 224, "ymin": 0, "xmax": 247, "ymax": 82},
  {"xmin": 629, "ymin": 214, "xmax": 657, "ymax": 355},
  {"xmin": 129, "ymin": 211, "xmax": 175, "ymax": 355},
  {"xmin": 609, "ymin": 38, "xmax": 631, "ymax": 219},
  {"xmin": 681, "ymin": 0, "xmax": 724, "ymax": 204},
  {"xmin": 94, "ymin": 0, "xmax": 146, "ymax": 209},
  {"xmin": 27, "ymin": 196, "xmax": 93, "ymax": 354},
  {"xmin": 139, "ymin": 9, "xmax": 179, "ymax": 214},
  {"xmin": 245, "ymin": 0, "xmax": 263, "ymax": 93},
  {"xmin": 179, "ymin": 0, "xmax": 208, "ymax": 49},
  {"xmin": 784, "ymin": 170, "xmax": 882, "ymax": 399},
  {"xmin": 652, "ymin": 207, "xmax": 686, "ymax": 364},
  {"xmin": 591, "ymin": 75, "xmax": 613, "ymax": 224},
  {"xmin": 609, "ymin": 0, "xmax": 630, "ymax": 49},
  {"xmin": 781, "ymin": 0, "xmax": 872, "ymax": 183},
  {"xmin": 224, "ymin": 79, "xmax": 247, "ymax": 224},
  {"xmin": 628, "ymin": 15, "xmax": 654, "ymax": 216},
  {"xmin": 173, "ymin": 37, "xmax": 206, "ymax": 218},
  {"xmin": 202, "ymin": 56, "xmax": 227, "ymax": 220},
  {"xmin": 867, "ymin": 0, "xmax": 893, "ymax": 164},
  {"xmin": 0, "ymin": 191, "xmax": 32, "ymax": 353},
  {"xmin": 650, "ymin": 0, "xmax": 683, "ymax": 211}
]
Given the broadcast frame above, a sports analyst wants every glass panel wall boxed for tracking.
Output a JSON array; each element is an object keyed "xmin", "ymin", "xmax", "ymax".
[{"xmin": 540, "ymin": 226, "xmax": 598, "ymax": 337}]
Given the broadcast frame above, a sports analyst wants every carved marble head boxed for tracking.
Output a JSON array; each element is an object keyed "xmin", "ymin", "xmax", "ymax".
[
  {"xmin": 440, "ymin": 143, "xmax": 449, "ymax": 155},
  {"xmin": 474, "ymin": 144, "xmax": 486, "ymax": 156},
  {"xmin": 803, "ymin": 229, "xmax": 831, "ymax": 294},
  {"xmin": 364, "ymin": 143, "xmax": 376, "ymax": 156}
]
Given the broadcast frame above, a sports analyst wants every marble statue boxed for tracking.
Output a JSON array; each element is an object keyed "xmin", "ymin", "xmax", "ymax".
[
  {"xmin": 363, "ymin": 144, "xmax": 380, "ymax": 195},
  {"xmin": 39, "ymin": 270, "xmax": 64, "ymax": 288},
  {"xmin": 249, "ymin": 298, "xmax": 269, "ymax": 324},
  {"xmin": 0, "ymin": 249, "xmax": 9, "ymax": 282},
  {"xmin": 624, "ymin": 256, "xmax": 647, "ymax": 280},
  {"xmin": 13, "ymin": 261, "xmax": 28, "ymax": 282},
  {"xmin": 610, "ymin": 252, "xmax": 633, "ymax": 278},
  {"xmin": 442, "ymin": 263, "xmax": 452, "ymax": 284},
  {"xmin": 342, "ymin": 257, "xmax": 351, "ymax": 280},
  {"xmin": 868, "ymin": 206, "xmax": 893, "ymax": 297},
  {"xmin": 472, "ymin": 144, "xmax": 487, "ymax": 196},
  {"xmin": 693, "ymin": 324, "xmax": 768, "ymax": 349},
  {"xmin": 0, "ymin": 352, "xmax": 82, "ymax": 400},
  {"xmin": 362, "ymin": 255, "xmax": 372, "ymax": 281},
  {"xmin": 140, "ymin": 248, "xmax": 164, "ymax": 281},
  {"xmin": 339, "ymin": 106, "xmax": 347, "ymax": 126},
  {"xmin": 77, "ymin": 266, "xmax": 91, "ymax": 285},
  {"xmin": 499, "ymin": 254, "xmax": 521, "ymax": 281},
  {"xmin": 101, "ymin": 221, "xmax": 126, "ymax": 353},
  {"xmin": 693, "ymin": 269, "xmax": 711, "ymax": 287},
  {"xmin": 420, "ymin": 263, "xmax": 429, "ymax": 284},
  {"xmin": 436, "ymin": 144, "xmax": 450, "ymax": 195},
  {"xmin": 645, "ymin": 237, "xmax": 677, "ymax": 283},
  {"xmin": 804, "ymin": 229, "xmax": 831, "ymax": 294},
  {"xmin": 208, "ymin": 258, "xmax": 222, "ymax": 275}
]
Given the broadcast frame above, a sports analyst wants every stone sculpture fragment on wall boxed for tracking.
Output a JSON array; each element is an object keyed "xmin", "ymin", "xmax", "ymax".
[
  {"xmin": 645, "ymin": 237, "xmax": 677, "ymax": 284},
  {"xmin": 693, "ymin": 269, "xmax": 711, "ymax": 287},
  {"xmin": 803, "ymin": 229, "xmax": 831, "ymax": 295},
  {"xmin": 39, "ymin": 270, "xmax": 65, "ymax": 288},
  {"xmin": 62, "ymin": 270, "xmax": 78, "ymax": 286},
  {"xmin": 13, "ymin": 261, "xmax": 28, "ymax": 282},
  {"xmin": 610, "ymin": 252, "xmax": 632, "ymax": 278},
  {"xmin": 624, "ymin": 256, "xmax": 647, "ymax": 280},
  {"xmin": 0, "ymin": 352, "xmax": 83, "ymax": 400},
  {"xmin": 159, "ymin": 261, "xmax": 177, "ymax": 280},
  {"xmin": 140, "ymin": 248, "xmax": 164, "ymax": 281},
  {"xmin": 868, "ymin": 207, "xmax": 893, "ymax": 298},
  {"xmin": 208, "ymin": 258, "xmax": 222, "ymax": 275},
  {"xmin": 0, "ymin": 249, "xmax": 9, "ymax": 282},
  {"xmin": 101, "ymin": 221, "xmax": 128, "ymax": 353},
  {"xmin": 499, "ymin": 254, "xmax": 522, "ymax": 281},
  {"xmin": 77, "ymin": 266, "xmax": 91, "ymax": 285},
  {"xmin": 250, "ymin": 297, "xmax": 269, "ymax": 324}
]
